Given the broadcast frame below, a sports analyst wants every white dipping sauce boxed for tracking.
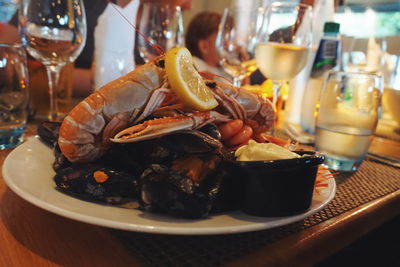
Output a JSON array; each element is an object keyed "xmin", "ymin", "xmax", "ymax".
[{"xmin": 235, "ymin": 140, "xmax": 300, "ymax": 161}]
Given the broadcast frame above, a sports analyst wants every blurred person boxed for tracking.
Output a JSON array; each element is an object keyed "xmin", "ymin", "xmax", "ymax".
[
  {"xmin": 185, "ymin": 11, "xmax": 231, "ymax": 81},
  {"xmin": 93, "ymin": 0, "xmax": 140, "ymax": 89}
]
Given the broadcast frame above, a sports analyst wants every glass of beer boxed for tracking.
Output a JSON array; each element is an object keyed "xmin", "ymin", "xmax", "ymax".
[{"xmin": 315, "ymin": 70, "xmax": 383, "ymax": 171}]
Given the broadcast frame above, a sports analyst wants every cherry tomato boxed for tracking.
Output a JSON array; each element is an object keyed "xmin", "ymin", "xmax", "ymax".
[
  {"xmin": 227, "ymin": 125, "xmax": 253, "ymax": 146},
  {"xmin": 218, "ymin": 120, "xmax": 243, "ymax": 140},
  {"xmin": 259, "ymin": 133, "xmax": 288, "ymax": 147}
]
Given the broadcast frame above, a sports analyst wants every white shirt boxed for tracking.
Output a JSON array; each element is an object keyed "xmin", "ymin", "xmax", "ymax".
[{"xmin": 93, "ymin": 0, "xmax": 140, "ymax": 90}]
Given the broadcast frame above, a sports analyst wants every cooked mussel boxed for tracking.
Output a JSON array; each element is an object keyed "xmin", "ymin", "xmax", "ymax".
[
  {"xmin": 110, "ymin": 139, "xmax": 176, "ymax": 167},
  {"xmin": 37, "ymin": 121, "xmax": 61, "ymax": 146},
  {"xmin": 209, "ymin": 160, "xmax": 244, "ymax": 213},
  {"xmin": 198, "ymin": 123, "xmax": 221, "ymax": 141},
  {"xmin": 138, "ymin": 155, "xmax": 223, "ymax": 219},
  {"xmin": 111, "ymin": 129, "xmax": 223, "ymax": 168},
  {"xmin": 54, "ymin": 164, "xmax": 138, "ymax": 204},
  {"xmin": 53, "ymin": 144, "xmax": 72, "ymax": 171},
  {"xmin": 156, "ymin": 129, "xmax": 223, "ymax": 154}
]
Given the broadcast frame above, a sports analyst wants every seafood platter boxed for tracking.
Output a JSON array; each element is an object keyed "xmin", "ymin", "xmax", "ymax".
[{"xmin": 3, "ymin": 48, "xmax": 336, "ymax": 234}]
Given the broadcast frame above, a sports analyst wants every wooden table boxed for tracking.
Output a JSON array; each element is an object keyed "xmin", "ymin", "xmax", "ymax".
[{"xmin": 0, "ymin": 124, "xmax": 399, "ymax": 266}]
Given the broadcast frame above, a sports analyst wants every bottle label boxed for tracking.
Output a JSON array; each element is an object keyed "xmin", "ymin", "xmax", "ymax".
[{"xmin": 311, "ymin": 38, "xmax": 340, "ymax": 78}]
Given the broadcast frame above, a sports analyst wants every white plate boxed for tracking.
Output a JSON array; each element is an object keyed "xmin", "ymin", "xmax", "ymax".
[{"xmin": 3, "ymin": 136, "xmax": 336, "ymax": 235}]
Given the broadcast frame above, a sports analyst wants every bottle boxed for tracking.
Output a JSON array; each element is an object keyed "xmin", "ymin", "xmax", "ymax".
[{"xmin": 300, "ymin": 22, "xmax": 341, "ymax": 134}]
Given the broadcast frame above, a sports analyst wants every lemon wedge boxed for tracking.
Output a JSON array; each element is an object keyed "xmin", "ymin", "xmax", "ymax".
[{"xmin": 165, "ymin": 47, "xmax": 218, "ymax": 111}]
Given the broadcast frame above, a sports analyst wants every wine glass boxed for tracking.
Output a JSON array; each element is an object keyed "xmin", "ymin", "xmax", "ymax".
[
  {"xmin": 137, "ymin": 3, "xmax": 183, "ymax": 63},
  {"xmin": 255, "ymin": 2, "xmax": 312, "ymax": 107},
  {"xmin": 19, "ymin": 0, "xmax": 86, "ymax": 121},
  {"xmin": 216, "ymin": 6, "xmax": 264, "ymax": 87},
  {"xmin": 346, "ymin": 36, "xmax": 387, "ymax": 74}
]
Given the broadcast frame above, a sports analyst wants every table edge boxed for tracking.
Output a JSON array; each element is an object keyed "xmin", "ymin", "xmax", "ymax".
[{"xmin": 225, "ymin": 189, "xmax": 400, "ymax": 267}]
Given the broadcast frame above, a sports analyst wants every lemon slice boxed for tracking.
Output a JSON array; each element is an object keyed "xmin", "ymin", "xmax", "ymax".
[{"xmin": 165, "ymin": 47, "xmax": 218, "ymax": 111}]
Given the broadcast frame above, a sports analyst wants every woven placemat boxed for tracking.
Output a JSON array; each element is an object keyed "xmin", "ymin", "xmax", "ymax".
[{"xmin": 111, "ymin": 160, "xmax": 400, "ymax": 267}]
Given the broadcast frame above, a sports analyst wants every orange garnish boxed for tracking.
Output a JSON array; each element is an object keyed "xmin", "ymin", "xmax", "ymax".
[
  {"xmin": 314, "ymin": 166, "xmax": 338, "ymax": 194},
  {"xmin": 93, "ymin": 171, "xmax": 109, "ymax": 183}
]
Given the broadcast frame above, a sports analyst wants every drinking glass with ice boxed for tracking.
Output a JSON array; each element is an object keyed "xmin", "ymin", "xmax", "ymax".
[{"xmin": 315, "ymin": 70, "xmax": 383, "ymax": 171}]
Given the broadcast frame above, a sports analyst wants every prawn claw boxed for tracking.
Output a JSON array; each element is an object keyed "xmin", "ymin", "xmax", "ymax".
[{"xmin": 111, "ymin": 112, "xmax": 218, "ymax": 143}]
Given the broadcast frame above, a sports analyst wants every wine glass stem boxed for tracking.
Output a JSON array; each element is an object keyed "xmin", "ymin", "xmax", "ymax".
[
  {"xmin": 232, "ymin": 76, "xmax": 242, "ymax": 88},
  {"xmin": 272, "ymin": 80, "xmax": 283, "ymax": 108},
  {"xmin": 45, "ymin": 65, "xmax": 61, "ymax": 122}
]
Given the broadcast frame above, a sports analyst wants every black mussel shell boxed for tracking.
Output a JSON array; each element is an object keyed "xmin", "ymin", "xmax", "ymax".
[
  {"xmin": 95, "ymin": 143, "xmax": 153, "ymax": 175},
  {"xmin": 54, "ymin": 164, "xmax": 138, "ymax": 204},
  {"xmin": 53, "ymin": 144, "xmax": 72, "ymax": 171},
  {"xmin": 199, "ymin": 123, "xmax": 221, "ymax": 141},
  {"xmin": 209, "ymin": 160, "xmax": 244, "ymax": 213},
  {"xmin": 138, "ymin": 163, "xmax": 222, "ymax": 219},
  {"xmin": 111, "ymin": 140, "xmax": 175, "ymax": 167},
  {"xmin": 37, "ymin": 121, "xmax": 61, "ymax": 146},
  {"xmin": 157, "ymin": 130, "xmax": 223, "ymax": 155}
]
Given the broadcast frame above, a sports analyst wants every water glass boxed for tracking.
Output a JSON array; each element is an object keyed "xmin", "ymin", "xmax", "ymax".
[
  {"xmin": 216, "ymin": 5, "xmax": 263, "ymax": 87},
  {"xmin": 19, "ymin": 0, "xmax": 86, "ymax": 121},
  {"xmin": 0, "ymin": 44, "xmax": 30, "ymax": 149},
  {"xmin": 137, "ymin": 3, "xmax": 183, "ymax": 63},
  {"xmin": 345, "ymin": 37, "xmax": 387, "ymax": 74},
  {"xmin": 315, "ymin": 71, "xmax": 383, "ymax": 171}
]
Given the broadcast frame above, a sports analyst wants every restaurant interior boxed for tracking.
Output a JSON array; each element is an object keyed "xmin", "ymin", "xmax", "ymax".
[{"xmin": 0, "ymin": 0, "xmax": 399, "ymax": 266}]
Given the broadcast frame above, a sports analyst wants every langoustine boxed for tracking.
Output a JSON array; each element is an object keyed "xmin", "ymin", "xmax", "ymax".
[
  {"xmin": 58, "ymin": 57, "xmax": 170, "ymax": 163},
  {"xmin": 58, "ymin": 53, "xmax": 275, "ymax": 163}
]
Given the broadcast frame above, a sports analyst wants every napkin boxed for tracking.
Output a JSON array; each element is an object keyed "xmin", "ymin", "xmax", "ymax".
[{"xmin": 93, "ymin": 0, "xmax": 140, "ymax": 90}]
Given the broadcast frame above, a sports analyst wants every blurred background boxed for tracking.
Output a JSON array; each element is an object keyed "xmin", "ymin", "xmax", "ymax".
[
  {"xmin": 0, "ymin": 1, "xmax": 399, "ymax": 265},
  {"xmin": 1, "ymin": 0, "xmax": 399, "ymax": 122},
  {"xmin": 2, "ymin": 0, "xmax": 400, "ymax": 43},
  {"xmin": 186, "ymin": 0, "xmax": 400, "ymax": 53},
  {"xmin": 1, "ymin": 0, "xmax": 399, "ymax": 66}
]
